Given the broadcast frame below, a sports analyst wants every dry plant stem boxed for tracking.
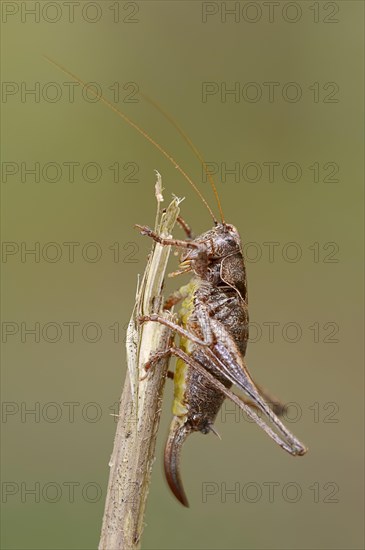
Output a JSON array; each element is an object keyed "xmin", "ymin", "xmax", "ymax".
[{"xmin": 99, "ymin": 175, "xmax": 180, "ymax": 550}]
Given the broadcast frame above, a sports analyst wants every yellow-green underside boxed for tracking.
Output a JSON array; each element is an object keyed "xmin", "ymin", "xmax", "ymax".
[{"xmin": 172, "ymin": 281, "xmax": 199, "ymax": 418}]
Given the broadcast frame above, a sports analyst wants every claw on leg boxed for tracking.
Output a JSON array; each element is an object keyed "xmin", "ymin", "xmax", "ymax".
[{"xmin": 139, "ymin": 340, "xmax": 174, "ymax": 380}]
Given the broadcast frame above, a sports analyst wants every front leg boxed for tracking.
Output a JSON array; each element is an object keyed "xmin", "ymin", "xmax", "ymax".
[{"xmin": 135, "ymin": 225, "xmax": 199, "ymax": 249}]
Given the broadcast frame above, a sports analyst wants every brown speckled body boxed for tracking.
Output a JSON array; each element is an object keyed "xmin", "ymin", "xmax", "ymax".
[
  {"xmin": 139, "ymin": 221, "xmax": 307, "ymax": 507},
  {"xmin": 183, "ymin": 282, "xmax": 249, "ymax": 434},
  {"xmin": 164, "ymin": 224, "xmax": 250, "ymax": 505}
]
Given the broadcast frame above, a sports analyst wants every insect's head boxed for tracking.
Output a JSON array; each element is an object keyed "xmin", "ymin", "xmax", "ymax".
[
  {"xmin": 212, "ymin": 222, "xmax": 242, "ymax": 257},
  {"xmin": 178, "ymin": 223, "xmax": 246, "ymax": 300},
  {"xmin": 181, "ymin": 223, "xmax": 242, "ymax": 264}
]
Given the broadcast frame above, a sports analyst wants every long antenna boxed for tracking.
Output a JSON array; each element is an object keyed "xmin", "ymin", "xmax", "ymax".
[
  {"xmin": 140, "ymin": 91, "xmax": 225, "ymax": 224},
  {"xmin": 43, "ymin": 56, "xmax": 217, "ymax": 223}
]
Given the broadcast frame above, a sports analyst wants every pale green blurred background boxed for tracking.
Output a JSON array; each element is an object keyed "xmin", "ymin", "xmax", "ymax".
[{"xmin": 1, "ymin": 1, "xmax": 364, "ymax": 549}]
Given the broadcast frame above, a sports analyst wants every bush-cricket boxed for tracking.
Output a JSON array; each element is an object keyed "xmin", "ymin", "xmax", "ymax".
[{"xmin": 45, "ymin": 57, "xmax": 307, "ymax": 508}]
